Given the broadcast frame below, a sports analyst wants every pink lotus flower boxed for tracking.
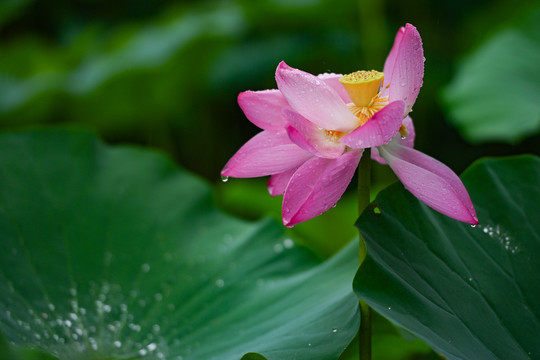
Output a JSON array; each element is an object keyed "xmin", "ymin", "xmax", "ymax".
[{"xmin": 222, "ymin": 24, "xmax": 478, "ymax": 227}]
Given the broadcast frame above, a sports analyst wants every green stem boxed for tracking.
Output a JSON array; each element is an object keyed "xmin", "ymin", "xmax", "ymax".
[
  {"xmin": 357, "ymin": 148, "xmax": 372, "ymax": 360},
  {"xmin": 359, "ymin": 299, "xmax": 372, "ymax": 360},
  {"xmin": 357, "ymin": 148, "xmax": 371, "ymax": 216}
]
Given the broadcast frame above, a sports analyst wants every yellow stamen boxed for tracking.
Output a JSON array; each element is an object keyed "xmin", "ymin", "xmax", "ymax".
[
  {"xmin": 339, "ymin": 70, "xmax": 384, "ymax": 107},
  {"xmin": 325, "ymin": 129, "xmax": 345, "ymax": 141},
  {"xmin": 399, "ymin": 124, "xmax": 408, "ymax": 139}
]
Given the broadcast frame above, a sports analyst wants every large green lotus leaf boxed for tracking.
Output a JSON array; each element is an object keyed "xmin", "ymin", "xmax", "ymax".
[
  {"xmin": 0, "ymin": 130, "xmax": 359, "ymax": 360},
  {"xmin": 442, "ymin": 9, "xmax": 540, "ymax": 143},
  {"xmin": 354, "ymin": 155, "xmax": 540, "ymax": 359}
]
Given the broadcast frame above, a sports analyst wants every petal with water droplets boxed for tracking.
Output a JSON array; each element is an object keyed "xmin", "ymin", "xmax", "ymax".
[
  {"xmin": 238, "ymin": 90, "xmax": 290, "ymax": 132},
  {"xmin": 379, "ymin": 141, "xmax": 478, "ymax": 224},
  {"xmin": 221, "ymin": 131, "xmax": 312, "ymax": 178},
  {"xmin": 340, "ymin": 101, "xmax": 405, "ymax": 149},
  {"xmin": 383, "ymin": 23, "xmax": 424, "ymax": 115},
  {"xmin": 276, "ymin": 62, "xmax": 358, "ymax": 132},
  {"xmin": 317, "ymin": 73, "xmax": 352, "ymax": 104},
  {"xmin": 282, "ymin": 150, "xmax": 362, "ymax": 227},
  {"xmin": 268, "ymin": 167, "xmax": 298, "ymax": 196},
  {"xmin": 285, "ymin": 109, "xmax": 346, "ymax": 159}
]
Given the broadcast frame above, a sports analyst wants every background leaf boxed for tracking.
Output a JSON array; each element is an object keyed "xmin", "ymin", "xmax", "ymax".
[
  {"xmin": 442, "ymin": 8, "xmax": 540, "ymax": 143},
  {"xmin": 354, "ymin": 156, "xmax": 540, "ymax": 360},
  {"xmin": 0, "ymin": 130, "xmax": 359, "ymax": 360}
]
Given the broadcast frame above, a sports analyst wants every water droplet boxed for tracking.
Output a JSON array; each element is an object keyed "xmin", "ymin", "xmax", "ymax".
[
  {"xmin": 308, "ymin": 343, "xmax": 312, "ymax": 347},
  {"xmin": 142, "ymin": 263, "xmax": 150, "ymax": 272},
  {"xmin": 221, "ymin": 175, "xmax": 229, "ymax": 183},
  {"xmin": 332, "ymin": 328, "xmax": 339, "ymax": 333},
  {"xmin": 283, "ymin": 238, "xmax": 294, "ymax": 249},
  {"xmin": 273, "ymin": 243, "xmax": 284, "ymax": 253},
  {"xmin": 215, "ymin": 279, "xmax": 225, "ymax": 288},
  {"xmin": 476, "ymin": 223, "xmax": 518, "ymax": 253},
  {"xmin": 147, "ymin": 343, "xmax": 157, "ymax": 351},
  {"xmin": 470, "ymin": 224, "xmax": 476, "ymax": 228},
  {"xmin": 468, "ymin": 277, "xmax": 473, "ymax": 282},
  {"xmin": 114, "ymin": 340, "xmax": 122, "ymax": 347},
  {"xmin": 387, "ymin": 307, "xmax": 392, "ymax": 310}
]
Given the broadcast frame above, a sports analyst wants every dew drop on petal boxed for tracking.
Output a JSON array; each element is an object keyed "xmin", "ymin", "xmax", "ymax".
[{"xmin": 221, "ymin": 175, "xmax": 229, "ymax": 183}]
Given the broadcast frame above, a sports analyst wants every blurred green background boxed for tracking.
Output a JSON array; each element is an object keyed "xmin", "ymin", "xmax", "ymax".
[
  {"xmin": 2, "ymin": 0, "xmax": 540, "ymax": 359},
  {"xmin": 3, "ymin": 0, "xmax": 539, "ymax": 258}
]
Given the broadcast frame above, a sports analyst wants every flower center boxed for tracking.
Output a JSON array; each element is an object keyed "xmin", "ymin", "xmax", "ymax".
[{"xmin": 339, "ymin": 70, "xmax": 388, "ymax": 126}]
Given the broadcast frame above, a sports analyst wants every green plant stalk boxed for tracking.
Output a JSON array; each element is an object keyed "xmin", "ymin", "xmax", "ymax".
[
  {"xmin": 357, "ymin": 148, "xmax": 372, "ymax": 360},
  {"xmin": 358, "ymin": 299, "xmax": 372, "ymax": 360}
]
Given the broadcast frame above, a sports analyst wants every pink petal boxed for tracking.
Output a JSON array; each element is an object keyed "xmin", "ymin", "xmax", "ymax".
[
  {"xmin": 282, "ymin": 150, "xmax": 363, "ymax": 227},
  {"xmin": 275, "ymin": 61, "xmax": 358, "ymax": 132},
  {"xmin": 285, "ymin": 110, "xmax": 346, "ymax": 159},
  {"xmin": 268, "ymin": 167, "xmax": 298, "ymax": 196},
  {"xmin": 379, "ymin": 142, "xmax": 478, "ymax": 224},
  {"xmin": 382, "ymin": 26, "xmax": 404, "ymax": 88},
  {"xmin": 372, "ymin": 115, "xmax": 415, "ymax": 164},
  {"xmin": 340, "ymin": 100, "xmax": 405, "ymax": 149},
  {"xmin": 317, "ymin": 73, "xmax": 352, "ymax": 104},
  {"xmin": 221, "ymin": 131, "xmax": 312, "ymax": 178},
  {"xmin": 383, "ymin": 23, "xmax": 424, "ymax": 116},
  {"xmin": 238, "ymin": 90, "xmax": 290, "ymax": 132}
]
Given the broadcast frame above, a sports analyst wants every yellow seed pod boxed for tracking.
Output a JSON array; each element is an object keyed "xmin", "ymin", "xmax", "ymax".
[{"xmin": 339, "ymin": 70, "xmax": 384, "ymax": 107}]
